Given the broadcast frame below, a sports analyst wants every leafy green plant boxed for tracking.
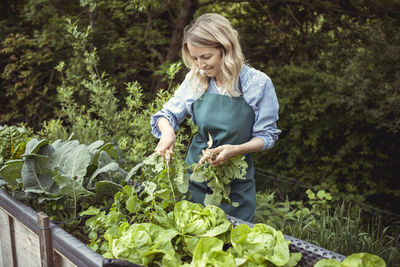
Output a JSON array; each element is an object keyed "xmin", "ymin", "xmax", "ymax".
[
  {"xmin": 39, "ymin": 19, "xmax": 194, "ymax": 170},
  {"xmin": 182, "ymin": 237, "xmax": 236, "ymax": 266},
  {"xmin": 170, "ymin": 200, "xmax": 232, "ymax": 255},
  {"xmin": 0, "ymin": 125, "xmax": 32, "ymax": 166},
  {"xmin": 79, "ymin": 151, "xmax": 298, "ymax": 266},
  {"xmin": 255, "ymin": 189, "xmax": 400, "ymax": 266},
  {"xmin": 190, "ymin": 154, "xmax": 248, "ymax": 207},
  {"xmin": 87, "ymin": 196, "xmax": 298, "ymax": 266},
  {"xmin": 314, "ymin": 252, "xmax": 386, "ymax": 267},
  {"xmin": 103, "ymin": 222, "xmax": 181, "ymax": 266},
  {"xmin": 229, "ymin": 223, "xmax": 301, "ymax": 267},
  {"xmin": 0, "ymin": 137, "xmax": 129, "ymax": 222},
  {"xmin": 79, "ymin": 151, "xmax": 189, "ymax": 253}
]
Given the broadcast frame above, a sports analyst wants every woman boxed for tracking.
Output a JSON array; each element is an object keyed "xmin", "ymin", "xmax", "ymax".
[{"xmin": 150, "ymin": 13, "xmax": 280, "ymax": 223}]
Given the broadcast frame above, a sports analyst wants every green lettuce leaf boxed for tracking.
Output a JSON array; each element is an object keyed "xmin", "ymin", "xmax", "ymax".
[
  {"xmin": 105, "ymin": 222, "xmax": 180, "ymax": 266},
  {"xmin": 314, "ymin": 252, "xmax": 386, "ymax": 267},
  {"xmin": 173, "ymin": 200, "xmax": 232, "ymax": 254},
  {"xmin": 183, "ymin": 237, "xmax": 236, "ymax": 267},
  {"xmin": 231, "ymin": 223, "xmax": 301, "ymax": 267}
]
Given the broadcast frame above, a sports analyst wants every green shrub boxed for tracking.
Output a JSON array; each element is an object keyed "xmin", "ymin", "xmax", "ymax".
[{"xmin": 38, "ymin": 20, "xmax": 195, "ymax": 168}]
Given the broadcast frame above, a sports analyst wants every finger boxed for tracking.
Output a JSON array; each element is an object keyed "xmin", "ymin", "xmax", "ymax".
[
  {"xmin": 155, "ymin": 144, "xmax": 166, "ymax": 156},
  {"xmin": 208, "ymin": 147, "xmax": 220, "ymax": 154},
  {"xmin": 169, "ymin": 144, "xmax": 175, "ymax": 154}
]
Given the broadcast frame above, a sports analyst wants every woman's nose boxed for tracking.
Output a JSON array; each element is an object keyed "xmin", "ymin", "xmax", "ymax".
[{"xmin": 197, "ymin": 59, "xmax": 205, "ymax": 68}]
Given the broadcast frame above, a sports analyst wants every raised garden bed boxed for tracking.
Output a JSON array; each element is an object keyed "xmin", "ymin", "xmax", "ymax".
[{"xmin": 0, "ymin": 188, "xmax": 345, "ymax": 267}]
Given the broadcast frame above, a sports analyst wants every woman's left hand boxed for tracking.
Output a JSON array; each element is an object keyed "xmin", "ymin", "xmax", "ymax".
[{"xmin": 207, "ymin": 144, "xmax": 238, "ymax": 167}]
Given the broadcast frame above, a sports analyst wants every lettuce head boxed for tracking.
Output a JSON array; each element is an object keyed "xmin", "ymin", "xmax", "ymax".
[
  {"xmin": 183, "ymin": 237, "xmax": 236, "ymax": 267},
  {"xmin": 173, "ymin": 200, "xmax": 232, "ymax": 254},
  {"xmin": 104, "ymin": 222, "xmax": 180, "ymax": 266},
  {"xmin": 230, "ymin": 223, "xmax": 301, "ymax": 267},
  {"xmin": 314, "ymin": 252, "xmax": 386, "ymax": 267}
]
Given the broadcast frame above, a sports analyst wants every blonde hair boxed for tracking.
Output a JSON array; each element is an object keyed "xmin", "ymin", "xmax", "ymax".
[{"xmin": 182, "ymin": 13, "xmax": 244, "ymax": 96}]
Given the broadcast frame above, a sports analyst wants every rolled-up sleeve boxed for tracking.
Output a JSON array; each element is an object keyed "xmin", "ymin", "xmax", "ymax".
[{"xmin": 150, "ymin": 73, "xmax": 192, "ymax": 138}]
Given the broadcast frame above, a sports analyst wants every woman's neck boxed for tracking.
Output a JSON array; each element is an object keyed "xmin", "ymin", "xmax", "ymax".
[{"xmin": 214, "ymin": 74, "xmax": 225, "ymax": 88}]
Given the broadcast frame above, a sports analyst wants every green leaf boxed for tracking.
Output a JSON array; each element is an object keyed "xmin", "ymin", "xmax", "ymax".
[
  {"xmin": 50, "ymin": 139, "xmax": 80, "ymax": 170},
  {"xmin": 95, "ymin": 180, "xmax": 122, "ymax": 198},
  {"xmin": 92, "ymin": 143, "xmax": 119, "ymax": 164},
  {"xmin": 55, "ymin": 174, "xmax": 94, "ymax": 198},
  {"xmin": 173, "ymin": 200, "xmax": 232, "ymax": 254},
  {"xmin": 105, "ymin": 223, "xmax": 179, "ymax": 266},
  {"xmin": 87, "ymin": 140, "xmax": 105, "ymax": 154},
  {"xmin": 190, "ymin": 167, "xmax": 207, "ymax": 183},
  {"xmin": 57, "ymin": 144, "xmax": 91, "ymax": 179},
  {"xmin": 125, "ymin": 162, "xmax": 143, "ymax": 181},
  {"xmin": 314, "ymin": 259, "xmax": 341, "ymax": 267},
  {"xmin": 230, "ymin": 223, "xmax": 298, "ymax": 267},
  {"xmin": 204, "ymin": 189, "xmax": 223, "ymax": 207},
  {"xmin": 22, "ymin": 138, "xmax": 49, "ymax": 156},
  {"xmin": 22, "ymin": 157, "xmax": 58, "ymax": 194},
  {"xmin": 142, "ymin": 153, "xmax": 164, "ymax": 173},
  {"xmin": 126, "ymin": 194, "xmax": 142, "ymax": 213},
  {"xmin": 189, "ymin": 237, "xmax": 236, "ymax": 266},
  {"xmin": 89, "ymin": 161, "xmax": 119, "ymax": 187},
  {"xmin": 79, "ymin": 206, "xmax": 100, "ymax": 216},
  {"xmin": 95, "ymin": 151, "xmax": 126, "ymax": 184},
  {"xmin": 174, "ymin": 161, "xmax": 188, "ymax": 193},
  {"xmin": 0, "ymin": 159, "xmax": 23, "ymax": 184}
]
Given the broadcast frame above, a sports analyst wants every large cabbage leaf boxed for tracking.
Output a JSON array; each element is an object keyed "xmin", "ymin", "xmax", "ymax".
[
  {"xmin": 56, "ymin": 144, "xmax": 91, "ymax": 179},
  {"xmin": 50, "ymin": 139, "xmax": 80, "ymax": 171},
  {"xmin": 21, "ymin": 139, "xmax": 58, "ymax": 195}
]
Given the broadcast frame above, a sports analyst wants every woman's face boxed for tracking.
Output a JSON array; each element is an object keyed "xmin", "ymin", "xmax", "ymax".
[{"xmin": 187, "ymin": 43, "xmax": 222, "ymax": 78}]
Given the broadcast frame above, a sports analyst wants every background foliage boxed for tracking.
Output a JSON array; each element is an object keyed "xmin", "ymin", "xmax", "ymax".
[{"xmin": 1, "ymin": 0, "xmax": 399, "ymax": 216}]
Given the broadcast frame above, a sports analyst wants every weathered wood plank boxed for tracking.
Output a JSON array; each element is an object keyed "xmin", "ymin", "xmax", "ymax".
[
  {"xmin": 53, "ymin": 250, "xmax": 76, "ymax": 267},
  {"xmin": 1, "ymin": 188, "xmax": 103, "ymax": 266},
  {"xmin": 53, "ymin": 250, "xmax": 62, "ymax": 267},
  {"xmin": 0, "ymin": 207, "xmax": 16, "ymax": 267},
  {"xmin": 38, "ymin": 212, "xmax": 53, "ymax": 267},
  {"xmin": 12, "ymin": 215, "xmax": 41, "ymax": 267}
]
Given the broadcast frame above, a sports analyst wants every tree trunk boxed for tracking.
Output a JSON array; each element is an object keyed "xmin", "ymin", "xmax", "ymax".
[{"xmin": 154, "ymin": 0, "xmax": 198, "ymax": 91}]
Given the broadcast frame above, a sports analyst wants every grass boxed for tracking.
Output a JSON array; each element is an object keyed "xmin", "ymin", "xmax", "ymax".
[{"xmin": 255, "ymin": 190, "xmax": 400, "ymax": 266}]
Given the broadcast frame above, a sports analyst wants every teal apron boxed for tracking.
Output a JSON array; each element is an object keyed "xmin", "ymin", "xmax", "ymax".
[{"xmin": 185, "ymin": 89, "xmax": 256, "ymax": 223}]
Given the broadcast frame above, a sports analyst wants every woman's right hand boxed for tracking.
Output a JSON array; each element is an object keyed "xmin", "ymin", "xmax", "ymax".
[{"xmin": 155, "ymin": 117, "xmax": 176, "ymax": 157}]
